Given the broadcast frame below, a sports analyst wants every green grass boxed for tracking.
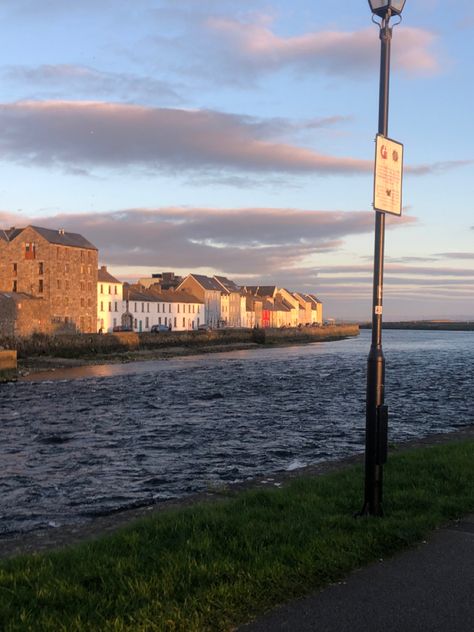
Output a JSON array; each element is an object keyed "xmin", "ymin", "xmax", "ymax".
[{"xmin": 1, "ymin": 440, "xmax": 473, "ymax": 631}]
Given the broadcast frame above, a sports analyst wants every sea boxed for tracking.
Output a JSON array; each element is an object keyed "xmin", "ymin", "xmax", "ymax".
[{"xmin": 0, "ymin": 329, "xmax": 473, "ymax": 536}]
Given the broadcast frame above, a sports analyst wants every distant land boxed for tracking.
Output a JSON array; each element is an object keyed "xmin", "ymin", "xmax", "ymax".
[{"xmin": 359, "ymin": 321, "xmax": 474, "ymax": 331}]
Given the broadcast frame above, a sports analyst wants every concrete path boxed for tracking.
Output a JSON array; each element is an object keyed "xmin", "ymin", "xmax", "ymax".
[{"xmin": 240, "ymin": 515, "xmax": 474, "ymax": 632}]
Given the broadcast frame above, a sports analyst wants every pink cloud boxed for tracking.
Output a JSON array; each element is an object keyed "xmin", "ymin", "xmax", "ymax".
[
  {"xmin": 205, "ymin": 18, "xmax": 440, "ymax": 77},
  {"xmin": 0, "ymin": 100, "xmax": 371, "ymax": 175}
]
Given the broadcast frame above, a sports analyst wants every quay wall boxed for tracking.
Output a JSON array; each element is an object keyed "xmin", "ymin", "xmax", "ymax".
[{"xmin": 0, "ymin": 325, "xmax": 359, "ymax": 360}]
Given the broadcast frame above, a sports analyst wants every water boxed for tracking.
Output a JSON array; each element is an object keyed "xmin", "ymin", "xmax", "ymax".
[{"xmin": 1, "ymin": 330, "xmax": 473, "ymax": 536}]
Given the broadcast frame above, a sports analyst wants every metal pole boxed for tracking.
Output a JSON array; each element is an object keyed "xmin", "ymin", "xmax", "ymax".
[{"xmin": 361, "ymin": 13, "xmax": 392, "ymax": 516}]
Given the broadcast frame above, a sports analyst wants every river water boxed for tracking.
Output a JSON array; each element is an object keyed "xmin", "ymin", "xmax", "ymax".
[{"xmin": 1, "ymin": 329, "xmax": 473, "ymax": 536}]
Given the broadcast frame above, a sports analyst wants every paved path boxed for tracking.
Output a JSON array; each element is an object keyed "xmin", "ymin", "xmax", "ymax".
[{"xmin": 240, "ymin": 515, "xmax": 474, "ymax": 632}]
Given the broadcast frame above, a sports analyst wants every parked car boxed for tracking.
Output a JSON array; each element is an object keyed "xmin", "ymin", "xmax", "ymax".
[
  {"xmin": 112, "ymin": 325, "xmax": 133, "ymax": 332},
  {"xmin": 197, "ymin": 324, "xmax": 211, "ymax": 331},
  {"xmin": 150, "ymin": 324, "xmax": 170, "ymax": 333}
]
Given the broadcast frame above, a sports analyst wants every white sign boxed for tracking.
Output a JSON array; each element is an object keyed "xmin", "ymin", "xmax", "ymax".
[{"xmin": 373, "ymin": 135, "xmax": 403, "ymax": 216}]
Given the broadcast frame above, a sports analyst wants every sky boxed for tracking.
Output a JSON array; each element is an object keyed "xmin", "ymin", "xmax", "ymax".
[{"xmin": 0, "ymin": 0, "xmax": 473, "ymax": 320}]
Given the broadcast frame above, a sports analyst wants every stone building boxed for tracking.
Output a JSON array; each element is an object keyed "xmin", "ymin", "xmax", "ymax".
[
  {"xmin": 0, "ymin": 225, "xmax": 98, "ymax": 333},
  {"xmin": 0, "ymin": 292, "xmax": 51, "ymax": 337}
]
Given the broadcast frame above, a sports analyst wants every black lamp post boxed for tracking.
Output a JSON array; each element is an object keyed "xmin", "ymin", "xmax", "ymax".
[{"xmin": 361, "ymin": 0, "xmax": 406, "ymax": 517}]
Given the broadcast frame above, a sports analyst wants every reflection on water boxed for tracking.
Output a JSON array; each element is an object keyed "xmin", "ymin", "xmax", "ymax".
[{"xmin": 1, "ymin": 330, "xmax": 473, "ymax": 535}]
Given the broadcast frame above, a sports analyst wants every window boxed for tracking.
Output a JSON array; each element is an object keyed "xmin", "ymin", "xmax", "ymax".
[
  {"xmin": 147, "ymin": 303, "xmax": 150, "ymax": 313},
  {"xmin": 177, "ymin": 304, "xmax": 180, "ymax": 313},
  {"xmin": 142, "ymin": 303, "xmax": 145, "ymax": 313},
  {"xmin": 65, "ymin": 280, "xmax": 69, "ymax": 291},
  {"xmin": 168, "ymin": 304, "xmax": 171, "ymax": 313},
  {"xmin": 109, "ymin": 285, "xmax": 112, "ymax": 295},
  {"xmin": 81, "ymin": 298, "xmax": 85, "ymax": 307},
  {"xmin": 64, "ymin": 263, "xmax": 69, "ymax": 274},
  {"xmin": 81, "ymin": 265, "xmax": 84, "ymax": 274},
  {"xmin": 38, "ymin": 262, "xmax": 44, "ymax": 275},
  {"xmin": 145, "ymin": 317, "xmax": 149, "ymax": 328},
  {"xmin": 87, "ymin": 298, "xmax": 92, "ymax": 307},
  {"xmin": 134, "ymin": 302, "xmax": 137, "ymax": 312},
  {"xmin": 57, "ymin": 279, "xmax": 61, "ymax": 290},
  {"xmin": 134, "ymin": 319, "xmax": 137, "ymax": 329},
  {"xmin": 100, "ymin": 301, "xmax": 104, "ymax": 311},
  {"xmin": 183, "ymin": 317, "xmax": 186, "ymax": 328},
  {"xmin": 198, "ymin": 306, "xmax": 200, "ymax": 313},
  {"xmin": 87, "ymin": 266, "xmax": 91, "ymax": 275},
  {"xmin": 157, "ymin": 303, "xmax": 160, "ymax": 312},
  {"xmin": 88, "ymin": 282, "xmax": 92, "ymax": 292},
  {"xmin": 38, "ymin": 279, "xmax": 43, "ymax": 293},
  {"xmin": 158, "ymin": 317, "xmax": 162, "ymax": 325},
  {"xmin": 114, "ymin": 302, "xmax": 118, "ymax": 312},
  {"xmin": 12, "ymin": 263, "xmax": 17, "ymax": 275},
  {"xmin": 113, "ymin": 318, "xmax": 117, "ymax": 328},
  {"xmin": 108, "ymin": 302, "xmax": 112, "ymax": 312},
  {"xmin": 174, "ymin": 317, "xmax": 177, "ymax": 328},
  {"xmin": 114, "ymin": 286, "xmax": 118, "ymax": 295},
  {"xmin": 100, "ymin": 284, "xmax": 104, "ymax": 294},
  {"xmin": 192, "ymin": 305, "xmax": 195, "ymax": 313},
  {"xmin": 164, "ymin": 317, "xmax": 167, "ymax": 325},
  {"xmin": 25, "ymin": 242, "xmax": 36, "ymax": 260},
  {"xmin": 81, "ymin": 251, "xmax": 84, "ymax": 262},
  {"xmin": 81, "ymin": 281, "xmax": 85, "ymax": 291},
  {"xmin": 12, "ymin": 280, "xmax": 17, "ymax": 292}
]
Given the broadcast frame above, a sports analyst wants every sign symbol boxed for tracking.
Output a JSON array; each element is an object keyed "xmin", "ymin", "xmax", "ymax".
[
  {"xmin": 392, "ymin": 150, "xmax": 399, "ymax": 162},
  {"xmin": 386, "ymin": 189, "xmax": 392, "ymax": 197},
  {"xmin": 380, "ymin": 145, "xmax": 388, "ymax": 159}
]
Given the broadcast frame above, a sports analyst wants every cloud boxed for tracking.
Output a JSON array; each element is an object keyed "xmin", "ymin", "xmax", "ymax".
[
  {"xmin": 406, "ymin": 160, "xmax": 474, "ymax": 175},
  {"xmin": 203, "ymin": 18, "xmax": 440, "ymax": 79},
  {"xmin": 2, "ymin": 65, "xmax": 183, "ymax": 105},
  {"xmin": 0, "ymin": 100, "xmax": 372, "ymax": 176},
  {"xmin": 435, "ymin": 252, "xmax": 474, "ymax": 260},
  {"xmin": 0, "ymin": 206, "xmax": 414, "ymax": 277}
]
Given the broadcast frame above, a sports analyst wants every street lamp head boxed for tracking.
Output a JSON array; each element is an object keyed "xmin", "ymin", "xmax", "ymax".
[{"xmin": 368, "ymin": 0, "xmax": 406, "ymax": 18}]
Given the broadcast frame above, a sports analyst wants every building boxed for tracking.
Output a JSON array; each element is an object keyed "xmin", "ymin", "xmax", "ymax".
[
  {"xmin": 123, "ymin": 284, "xmax": 204, "ymax": 332},
  {"xmin": 177, "ymin": 274, "xmax": 223, "ymax": 328},
  {"xmin": 97, "ymin": 266, "xmax": 126, "ymax": 332},
  {"xmin": 0, "ymin": 225, "xmax": 98, "ymax": 333},
  {"xmin": 137, "ymin": 272, "xmax": 182, "ymax": 290},
  {"xmin": 214, "ymin": 276, "xmax": 246, "ymax": 327},
  {"xmin": 293, "ymin": 292, "xmax": 323, "ymax": 325}
]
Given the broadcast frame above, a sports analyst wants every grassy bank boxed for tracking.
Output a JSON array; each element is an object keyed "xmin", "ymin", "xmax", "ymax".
[{"xmin": 1, "ymin": 439, "xmax": 472, "ymax": 631}]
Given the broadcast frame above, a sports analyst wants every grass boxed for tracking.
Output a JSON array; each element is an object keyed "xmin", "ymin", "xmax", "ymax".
[{"xmin": 0, "ymin": 440, "xmax": 473, "ymax": 631}]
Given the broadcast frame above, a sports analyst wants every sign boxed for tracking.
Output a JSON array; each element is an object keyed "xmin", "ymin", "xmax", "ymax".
[{"xmin": 373, "ymin": 135, "xmax": 403, "ymax": 216}]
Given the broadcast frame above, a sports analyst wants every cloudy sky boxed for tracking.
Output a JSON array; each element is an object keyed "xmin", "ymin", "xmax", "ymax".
[{"xmin": 1, "ymin": 0, "xmax": 473, "ymax": 320}]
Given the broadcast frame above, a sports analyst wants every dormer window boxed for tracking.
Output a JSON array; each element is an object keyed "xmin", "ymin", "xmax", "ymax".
[{"xmin": 25, "ymin": 242, "xmax": 36, "ymax": 260}]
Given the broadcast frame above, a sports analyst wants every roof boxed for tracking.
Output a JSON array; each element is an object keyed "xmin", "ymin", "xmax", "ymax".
[
  {"xmin": 0, "ymin": 225, "xmax": 97, "ymax": 250},
  {"xmin": 245, "ymin": 285, "xmax": 277, "ymax": 298},
  {"xmin": 148, "ymin": 287, "xmax": 204, "ymax": 304},
  {"xmin": 214, "ymin": 276, "xmax": 241, "ymax": 293},
  {"xmin": 188, "ymin": 274, "xmax": 224, "ymax": 291},
  {"xmin": 98, "ymin": 267, "xmax": 122, "ymax": 284},
  {"xmin": 125, "ymin": 284, "xmax": 203, "ymax": 304}
]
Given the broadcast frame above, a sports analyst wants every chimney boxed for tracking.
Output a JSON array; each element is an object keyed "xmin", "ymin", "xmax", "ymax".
[
  {"xmin": 101, "ymin": 265, "xmax": 107, "ymax": 272},
  {"xmin": 58, "ymin": 228, "xmax": 65, "ymax": 236}
]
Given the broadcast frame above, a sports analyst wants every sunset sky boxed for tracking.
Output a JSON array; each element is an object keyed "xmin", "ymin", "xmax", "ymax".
[{"xmin": 0, "ymin": 0, "xmax": 473, "ymax": 320}]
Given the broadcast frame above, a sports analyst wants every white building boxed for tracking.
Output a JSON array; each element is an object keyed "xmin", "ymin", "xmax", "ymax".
[
  {"xmin": 97, "ymin": 266, "xmax": 126, "ymax": 332},
  {"xmin": 123, "ymin": 284, "xmax": 205, "ymax": 332}
]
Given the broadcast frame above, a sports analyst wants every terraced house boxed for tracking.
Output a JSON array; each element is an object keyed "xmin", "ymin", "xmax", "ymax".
[{"xmin": 0, "ymin": 225, "xmax": 98, "ymax": 334}]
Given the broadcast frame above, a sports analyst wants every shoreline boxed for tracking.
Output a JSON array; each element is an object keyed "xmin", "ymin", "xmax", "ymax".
[
  {"xmin": 17, "ymin": 329, "xmax": 358, "ymax": 378},
  {"xmin": 2, "ymin": 424, "xmax": 472, "ymax": 560}
]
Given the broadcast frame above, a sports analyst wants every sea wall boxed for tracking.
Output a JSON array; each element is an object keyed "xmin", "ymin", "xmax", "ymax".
[{"xmin": 0, "ymin": 325, "xmax": 359, "ymax": 360}]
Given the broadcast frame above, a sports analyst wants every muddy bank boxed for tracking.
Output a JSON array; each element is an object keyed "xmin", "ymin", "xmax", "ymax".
[{"xmin": 16, "ymin": 325, "xmax": 359, "ymax": 375}]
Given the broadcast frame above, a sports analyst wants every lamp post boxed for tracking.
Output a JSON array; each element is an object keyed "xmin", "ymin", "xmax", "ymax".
[{"xmin": 361, "ymin": 0, "xmax": 406, "ymax": 517}]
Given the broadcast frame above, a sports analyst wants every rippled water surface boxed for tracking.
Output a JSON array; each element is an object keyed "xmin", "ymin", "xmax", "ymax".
[{"xmin": 1, "ymin": 330, "xmax": 473, "ymax": 535}]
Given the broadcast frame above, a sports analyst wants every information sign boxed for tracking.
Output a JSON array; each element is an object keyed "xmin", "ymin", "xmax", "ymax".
[{"xmin": 373, "ymin": 135, "xmax": 404, "ymax": 216}]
